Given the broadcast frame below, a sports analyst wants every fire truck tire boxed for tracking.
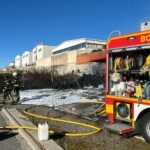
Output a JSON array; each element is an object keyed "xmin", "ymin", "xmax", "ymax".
[{"xmin": 140, "ymin": 112, "xmax": 150, "ymax": 143}]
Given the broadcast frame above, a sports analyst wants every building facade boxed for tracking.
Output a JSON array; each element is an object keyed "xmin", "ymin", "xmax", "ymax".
[
  {"xmin": 37, "ymin": 44, "xmax": 55, "ymax": 59},
  {"xmin": 51, "ymin": 50, "xmax": 77, "ymax": 74},
  {"xmin": 13, "ymin": 38, "xmax": 106, "ymax": 73},
  {"xmin": 51, "ymin": 38, "xmax": 106, "ymax": 74},
  {"xmin": 32, "ymin": 44, "xmax": 55, "ymax": 61},
  {"xmin": 36, "ymin": 56, "xmax": 52, "ymax": 69},
  {"xmin": 15, "ymin": 55, "xmax": 22, "ymax": 69},
  {"xmin": 32, "ymin": 47, "xmax": 37, "ymax": 65},
  {"xmin": 34, "ymin": 44, "xmax": 55, "ymax": 68},
  {"xmin": 52, "ymin": 38, "xmax": 106, "ymax": 55},
  {"xmin": 22, "ymin": 51, "xmax": 33, "ymax": 68}
]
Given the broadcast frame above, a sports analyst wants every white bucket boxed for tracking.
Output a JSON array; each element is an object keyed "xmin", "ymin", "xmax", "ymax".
[{"xmin": 38, "ymin": 122, "xmax": 49, "ymax": 141}]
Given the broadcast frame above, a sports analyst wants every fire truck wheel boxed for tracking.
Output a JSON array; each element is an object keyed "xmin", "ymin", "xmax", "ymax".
[{"xmin": 140, "ymin": 112, "xmax": 150, "ymax": 143}]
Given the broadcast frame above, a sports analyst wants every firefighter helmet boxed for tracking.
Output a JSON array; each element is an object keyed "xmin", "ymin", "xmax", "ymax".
[{"xmin": 12, "ymin": 72, "xmax": 17, "ymax": 77}]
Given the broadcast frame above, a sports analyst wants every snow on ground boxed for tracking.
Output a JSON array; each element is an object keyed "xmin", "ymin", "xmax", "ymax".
[{"xmin": 20, "ymin": 85, "xmax": 104, "ymax": 107}]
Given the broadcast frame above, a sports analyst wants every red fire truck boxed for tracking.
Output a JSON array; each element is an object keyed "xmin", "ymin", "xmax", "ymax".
[{"xmin": 105, "ymin": 30, "xmax": 150, "ymax": 143}]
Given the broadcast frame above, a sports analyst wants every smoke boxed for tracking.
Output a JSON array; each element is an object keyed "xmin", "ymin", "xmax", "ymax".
[{"xmin": 86, "ymin": 62, "xmax": 106, "ymax": 75}]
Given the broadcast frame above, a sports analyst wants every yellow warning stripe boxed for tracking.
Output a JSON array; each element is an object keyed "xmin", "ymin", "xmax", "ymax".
[{"xmin": 106, "ymin": 104, "xmax": 114, "ymax": 114}]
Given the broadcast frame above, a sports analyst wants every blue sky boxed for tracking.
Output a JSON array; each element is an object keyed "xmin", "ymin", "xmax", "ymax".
[{"xmin": 0, "ymin": 0, "xmax": 150, "ymax": 68}]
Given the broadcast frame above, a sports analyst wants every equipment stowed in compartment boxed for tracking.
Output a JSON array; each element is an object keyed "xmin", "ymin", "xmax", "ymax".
[
  {"xmin": 113, "ymin": 53, "xmax": 146, "ymax": 71},
  {"xmin": 110, "ymin": 52, "xmax": 150, "ymax": 99},
  {"xmin": 144, "ymin": 81, "xmax": 150, "ymax": 99},
  {"xmin": 135, "ymin": 54, "xmax": 145, "ymax": 69},
  {"xmin": 141, "ymin": 54, "xmax": 150, "ymax": 75}
]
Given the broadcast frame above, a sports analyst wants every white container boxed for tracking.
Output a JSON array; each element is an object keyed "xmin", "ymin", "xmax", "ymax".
[
  {"xmin": 118, "ymin": 82, "xmax": 126, "ymax": 91},
  {"xmin": 38, "ymin": 122, "xmax": 49, "ymax": 141}
]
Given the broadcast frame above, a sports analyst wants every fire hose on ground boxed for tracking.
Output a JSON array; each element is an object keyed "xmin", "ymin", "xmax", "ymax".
[{"xmin": 0, "ymin": 101, "xmax": 105, "ymax": 137}]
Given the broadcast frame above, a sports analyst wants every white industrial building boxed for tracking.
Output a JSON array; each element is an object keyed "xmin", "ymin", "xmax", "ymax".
[
  {"xmin": 32, "ymin": 44, "xmax": 55, "ymax": 63},
  {"xmin": 32, "ymin": 47, "xmax": 37, "ymax": 65},
  {"xmin": 13, "ymin": 39, "xmax": 106, "ymax": 71},
  {"xmin": 15, "ymin": 55, "xmax": 22, "ymax": 69},
  {"xmin": 22, "ymin": 51, "xmax": 33, "ymax": 68},
  {"xmin": 52, "ymin": 38, "xmax": 106, "ymax": 55},
  {"xmin": 51, "ymin": 38, "xmax": 106, "ymax": 74}
]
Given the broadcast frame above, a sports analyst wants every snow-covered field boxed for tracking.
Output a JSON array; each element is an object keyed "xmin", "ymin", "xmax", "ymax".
[{"xmin": 20, "ymin": 85, "xmax": 104, "ymax": 107}]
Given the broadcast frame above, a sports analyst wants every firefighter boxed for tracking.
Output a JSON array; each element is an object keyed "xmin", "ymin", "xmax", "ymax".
[
  {"xmin": 11, "ymin": 71, "xmax": 21, "ymax": 103},
  {"xmin": 3, "ymin": 75, "xmax": 13, "ymax": 103}
]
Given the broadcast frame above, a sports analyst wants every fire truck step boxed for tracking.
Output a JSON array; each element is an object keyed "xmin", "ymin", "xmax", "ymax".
[{"xmin": 105, "ymin": 123, "xmax": 134, "ymax": 134}]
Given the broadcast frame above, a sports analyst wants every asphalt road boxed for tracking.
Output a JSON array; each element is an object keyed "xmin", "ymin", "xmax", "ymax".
[{"xmin": 0, "ymin": 112, "xmax": 21, "ymax": 150}]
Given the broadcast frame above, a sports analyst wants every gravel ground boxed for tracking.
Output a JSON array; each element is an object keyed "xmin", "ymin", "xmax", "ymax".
[{"xmin": 3, "ymin": 104, "xmax": 148, "ymax": 150}]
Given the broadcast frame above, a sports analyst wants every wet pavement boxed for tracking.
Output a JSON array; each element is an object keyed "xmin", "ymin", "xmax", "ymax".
[{"xmin": 0, "ymin": 112, "xmax": 22, "ymax": 150}]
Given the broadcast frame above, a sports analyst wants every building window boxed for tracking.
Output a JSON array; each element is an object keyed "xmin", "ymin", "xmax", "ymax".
[
  {"xmin": 53, "ymin": 43, "xmax": 87, "ymax": 54},
  {"xmin": 94, "ymin": 44, "xmax": 97, "ymax": 49},
  {"xmin": 38, "ymin": 49, "xmax": 42, "ymax": 52},
  {"xmin": 81, "ymin": 43, "xmax": 86, "ymax": 48},
  {"xmin": 88, "ymin": 44, "xmax": 92, "ymax": 48}
]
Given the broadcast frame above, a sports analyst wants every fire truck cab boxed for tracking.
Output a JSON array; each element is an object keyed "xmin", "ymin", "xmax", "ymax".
[{"xmin": 105, "ymin": 30, "xmax": 150, "ymax": 143}]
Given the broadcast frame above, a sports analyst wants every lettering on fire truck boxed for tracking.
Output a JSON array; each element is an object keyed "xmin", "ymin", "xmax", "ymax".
[{"xmin": 141, "ymin": 34, "xmax": 150, "ymax": 42}]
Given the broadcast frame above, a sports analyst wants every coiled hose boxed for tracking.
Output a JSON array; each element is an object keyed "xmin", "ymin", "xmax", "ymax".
[{"xmin": 0, "ymin": 101, "xmax": 105, "ymax": 137}]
